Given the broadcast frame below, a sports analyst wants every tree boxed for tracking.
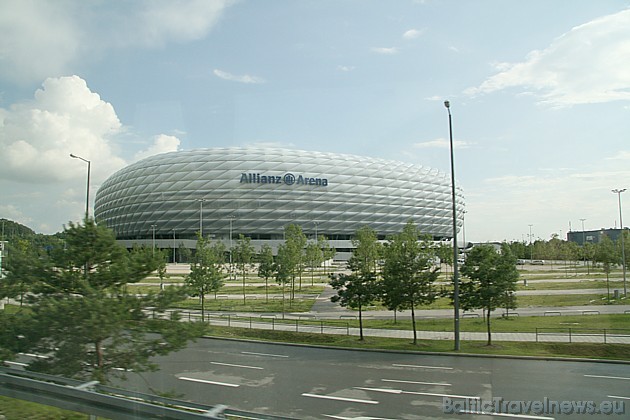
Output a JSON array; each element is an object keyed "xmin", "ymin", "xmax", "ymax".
[
  {"xmin": 304, "ymin": 242, "xmax": 323, "ymax": 286},
  {"xmin": 0, "ymin": 219, "xmax": 202, "ymax": 384},
  {"xmin": 436, "ymin": 242, "xmax": 453, "ymax": 279},
  {"xmin": 185, "ymin": 234, "xmax": 227, "ymax": 321},
  {"xmin": 330, "ymin": 226, "xmax": 381, "ymax": 340},
  {"xmin": 233, "ymin": 234, "xmax": 255, "ymax": 303},
  {"xmin": 594, "ymin": 235, "xmax": 617, "ymax": 302},
  {"xmin": 318, "ymin": 235, "xmax": 335, "ymax": 275},
  {"xmin": 283, "ymin": 224, "xmax": 307, "ymax": 299},
  {"xmin": 381, "ymin": 221, "xmax": 439, "ymax": 345},
  {"xmin": 257, "ymin": 244, "xmax": 275, "ymax": 302},
  {"xmin": 459, "ymin": 243, "xmax": 519, "ymax": 345},
  {"xmin": 0, "ymin": 239, "xmax": 50, "ymax": 306},
  {"xmin": 330, "ymin": 273, "xmax": 377, "ymax": 340},
  {"xmin": 274, "ymin": 243, "xmax": 292, "ymax": 317}
]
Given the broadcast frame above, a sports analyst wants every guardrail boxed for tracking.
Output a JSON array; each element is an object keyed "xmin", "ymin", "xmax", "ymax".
[
  {"xmin": 0, "ymin": 367, "xmax": 291, "ymax": 419},
  {"xmin": 535, "ymin": 328, "xmax": 630, "ymax": 344}
]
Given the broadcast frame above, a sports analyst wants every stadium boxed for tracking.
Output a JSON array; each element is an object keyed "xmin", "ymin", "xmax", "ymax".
[{"xmin": 94, "ymin": 147, "xmax": 465, "ymax": 260}]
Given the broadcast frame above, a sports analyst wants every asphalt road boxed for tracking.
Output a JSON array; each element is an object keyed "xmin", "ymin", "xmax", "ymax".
[{"xmin": 116, "ymin": 338, "xmax": 630, "ymax": 419}]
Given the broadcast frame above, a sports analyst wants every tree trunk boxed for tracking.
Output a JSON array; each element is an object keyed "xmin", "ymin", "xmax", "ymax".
[
  {"xmin": 358, "ymin": 302, "xmax": 364, "ymax": 341},
  {"xmin": 486, "ymin": 307, "xmax": 492, "ymax": 346},
  {"xmin": 201, "ymin": 293, "xmax": 205, "ymax": 323},
  {"xmin": 411, "ymin": 303, "xmax": 417, "ymax": 345}
]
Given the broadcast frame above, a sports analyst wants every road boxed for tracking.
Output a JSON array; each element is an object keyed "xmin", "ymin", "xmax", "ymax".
[{"xmin": 116, "ymin": 338, "xmax": 630, "ymax": 419}]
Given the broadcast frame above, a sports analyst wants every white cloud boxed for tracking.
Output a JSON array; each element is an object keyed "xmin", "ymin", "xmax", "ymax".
[
  {"xmin": 372, "ymin": 47, "xmax": 399, "ymax": 55},
  {"xmin": 0, "ymin": 0, "xmax": 234, "ymax": 85},
  {"xmin": 465, "ymin": 8, "xmax": 630, "ymax": 106},
  {"xmin": 413, "ymin": 138, "xmax": 473, "ymax": 149},
  {"xmin": 0, "ymin": 76, "xmax": 126, "ymax": 183},
  {"xmin": 133, "ymin": 134, "xmax": 181, "ymax": 161},
  {"xmin": 403, "ymin": 29, "xmax": 424, "ymax": 40},
  {"xmin": 213, "ymin": 69, "xmax": 266, "ymax": 84},
  {"xmin": 337, "ymin": 65, "xmax": 355, "ymax": 72}
]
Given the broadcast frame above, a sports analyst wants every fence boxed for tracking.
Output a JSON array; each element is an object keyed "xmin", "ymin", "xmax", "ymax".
[
  {"xmin": 535, "ymin": 328, "xmax": 630, "ymax": 344},
  {"xmin": 153, "ymin": 309, "xmax": 352, "ymax": 336}
]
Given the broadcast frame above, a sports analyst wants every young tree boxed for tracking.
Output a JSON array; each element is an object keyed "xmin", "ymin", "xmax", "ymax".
[
  {"xmin": 330, "ymin": 273, "xmax": 377, "ymax": 340},
  {"xmin": 185, "ymin": 234, "xmax": 226, "ymax": 321},
  {"xmin": 304, "ymin": 242, "xmax": 323, "ymax": 286},
  {"xmin": 257, "ymin": 244, "xmax": 275, "ymax": 302},
  {"xmin": 594, "ymin": 235, "xmax": 617, "ymax": 302},
  {"xmin": 0, "ymin": 220, "xmax": 202, "ymax": 384},
  {"xmin": 0, "ymin": 239, "xmax": 50, "ymax": 306},
  {"xmin": 233, "ymin": 234, "xmax": 255, "ymax": 303},
  {"xmin": 284, "ymin": 224, "xmax": 307, "ymax": 299},
  {"xmin": 381, "ymin": 221, "xmax": 439, "ymax": 345},
  {"xmin": 274, "ymin": 243, "xmax": 292, "ymax": 317},
  {"xmin": 459, "ymin": 243, "xmax": 519, "ymax": 345},
  {"xmin": 329, "ymin": 226, "xmax": 381, "ymax": 340},
  {"xmin": 318, "ymin": 235, "xmax": 335, "ymax": 275}
]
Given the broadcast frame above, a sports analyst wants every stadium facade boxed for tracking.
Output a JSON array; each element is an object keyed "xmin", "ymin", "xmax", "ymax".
[{"xmin": 94, "ymin": 147, "xmax": 465, "ymax": 260}]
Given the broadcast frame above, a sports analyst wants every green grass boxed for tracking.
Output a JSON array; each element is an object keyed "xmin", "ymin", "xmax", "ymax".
[
  {"xmin": 0, "ymin": 396, "xmax": 87, "ymax": 419},
  {"xmin": 173, "ymin": 297, "xmax": 315, "ymax": 312},
  {"xmin": 204, "ymin": 325, "xmax": 630, "ymax": 361},
  {"xmin": 518, "ymin": 280, "xmax": 624, "ymax": 290}
]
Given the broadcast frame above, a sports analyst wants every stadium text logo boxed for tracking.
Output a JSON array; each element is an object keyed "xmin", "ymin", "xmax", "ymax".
[{"xmin": 240, "ymin": 172, "xmax": 328, "ymax": 187}]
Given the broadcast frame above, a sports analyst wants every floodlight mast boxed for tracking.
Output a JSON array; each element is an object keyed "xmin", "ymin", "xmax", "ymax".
[{"xmin": 444, "ymin": 100, "xmax": 460, "ymax": 351}]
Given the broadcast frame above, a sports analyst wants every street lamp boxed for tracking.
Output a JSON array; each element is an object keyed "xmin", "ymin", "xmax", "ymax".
[
  {"xmin": 612, "ymin": 189, "xmax": 627, "ymax": 296},
  {"xmin": 580, "ymin": 218, "xmax": 588, "ymax": 273},
  {"xmin": 444, "ymin": 100, "xmax": 460, "ymax": 351},
  {"xmin": 150, "ymin": 225, "xmax": 157, "ymax": 256},
  {"xmin": 172, "ymin": 229, "xmax": 176, "ymax": 264},
  {"xmin": 197, "ymin": 199, "xmax": 206, "ymax": 237},
  {"xmin": 70, "ymin": 153, "xmax": 91, "ymax": 221},
  {"xmin": 528, "ymin": 224, "xmax": 534, "ymax": 261},
  {"xmin": 229, "ymin": 215, "xmax": 235, "ymax": 281}
]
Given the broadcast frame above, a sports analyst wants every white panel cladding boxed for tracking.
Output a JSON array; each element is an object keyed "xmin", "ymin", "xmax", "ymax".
[{"xmin": 94, "ymin": 147, "xmax": 465, "ymax": 239}]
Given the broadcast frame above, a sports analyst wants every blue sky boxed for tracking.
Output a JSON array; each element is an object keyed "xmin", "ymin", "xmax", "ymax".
[{"xmin": 1, "ymin": 0, "xmax": 629, "ymax": 242}]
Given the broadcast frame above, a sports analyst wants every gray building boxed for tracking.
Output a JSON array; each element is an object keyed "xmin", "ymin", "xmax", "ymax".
[
  {"xmin": 567, "ymin": 228, "xmax": 628, "ymax": 245},
  {"xmin": 94, "ymin": 147, "xmax": 465, "ymax": 260}
]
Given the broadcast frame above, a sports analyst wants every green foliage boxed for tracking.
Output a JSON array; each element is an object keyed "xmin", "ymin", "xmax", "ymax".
[
  {"xmin": 459, "ymin": 243, "xmax": 519, "ymax": 345},
  {"xmin": 381, "ymin": 221, "xmax": 439, "ymax": 344},
  {"xmin": 348, "ymin": 225, "xmax": 381, "ymax": 276},
  {"xmin": 185, "ymin": 234, "xmax": 226, "ymax": 321},
  {"xmin": 257, "ymin": 244, "xmax": 275, "ymax": 301},
  {"xmin": 0, "ymin": 219, "xmax": 198, "ymax": 384},
  {"xmin": 233, "ymin": 234, "xmax": 255, "ymax": 303}
]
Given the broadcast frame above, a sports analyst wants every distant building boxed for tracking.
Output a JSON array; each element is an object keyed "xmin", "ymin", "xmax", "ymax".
[{"xmin": 567, "ymin": 228, "xmax": 628, "ymax": 245}]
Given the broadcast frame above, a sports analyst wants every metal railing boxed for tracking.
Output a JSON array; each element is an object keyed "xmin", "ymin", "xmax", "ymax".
[{"xmin": 535, "ymin": 328, "xmax": 630, "ymax": 344}]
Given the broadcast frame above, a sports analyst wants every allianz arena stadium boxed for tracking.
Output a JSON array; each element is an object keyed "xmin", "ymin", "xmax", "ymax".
[{"xmin": 94, "ymin": 147, "xmax": 465, "ymax": 260}]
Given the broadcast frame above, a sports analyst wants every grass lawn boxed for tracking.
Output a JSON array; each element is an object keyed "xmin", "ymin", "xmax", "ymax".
[
  {"xmin": 205, "ymin": 326, "xmax": 630, "ymax": 361},
  {"xmin": 173, "ymin": 297, "xmax": 315, "ymax": 313},
  {"xmin": 0, "ymin": 396, "xmax": 86, "ymax": 420}
]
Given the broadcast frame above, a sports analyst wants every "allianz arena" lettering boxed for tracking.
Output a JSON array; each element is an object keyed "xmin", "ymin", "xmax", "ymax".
[{"xmin": 240, "ymin": 172, "xmax": 329, "ymax": 187}]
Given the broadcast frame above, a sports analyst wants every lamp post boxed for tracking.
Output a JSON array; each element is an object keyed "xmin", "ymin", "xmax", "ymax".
[
  {"xmin": 150, "ymin": 224, "xmax": 157, "ymax": 256},
  {"xmin": 70, "ymin": 154, "xmax": 91, "ymax": 221},
  {"xmin": 528, "ymin": 224, "xmax": 534, "ymax": 261},
  {"xmin": 197, "ymin": 199, "xmax": 206, "ymax": 237},
  {"xmin": 612, "ymin": 189, "xmax": 627, "ymax": 296},
  {"xmin": 229, "ymin": 215, "xmax": 235, "ymax": 281},
  {"xmin": 444, "ymin": 100, "xmax": 460, "ymax": 351},
  {"xmin": 172, "ymin": 229, "xmax": 176, "ymax": 264}
]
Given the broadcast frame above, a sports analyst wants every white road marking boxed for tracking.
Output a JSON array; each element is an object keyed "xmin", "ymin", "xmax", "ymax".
[
  {"xmin": 302, "ymin": 393, "xmax": 379, "ymax": 404},
  {"xmin": 392, "ymin": 363, "xmax": 453, "ymax": 370},
  {"xmin": 211, "ymin": 361, "xmax": 263, "ymax": 370},
  {"xmin": 241, "ymin": 351, "xmax": 288, "ymax": 358},
  {"xmin": 356, "ymin": 387, "xmax": 479, "ymax": 400},
  {"xmin": 178, "ymin": 376, "xmax": 240, "ymax": 387},
  {"xmin": 4, "ymin": 361, "xmax": 27, "ymax": 367},
  {"xmin": 323, "ymin": 415, "xmax": 396, "ymax": 419},
  {"xmin": 608, "ymin": 395, "xmax": 630, "ymax": 400},
  {"xmin": 382, "ymin": 379, "xmax": 451, "ymax": 386},
  {"xmin": 458, "ymin": 411, "xmax": 555, "ymax": 419},
  {"xmin": 585, "ymin": 374, "xmax": 630, "ymax": 380},
  {"xmin": 19, "ymin": 353, "xmax": 49, "ymax": 359}
]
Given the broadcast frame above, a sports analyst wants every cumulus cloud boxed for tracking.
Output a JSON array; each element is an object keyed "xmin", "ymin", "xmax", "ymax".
[
  {"xmin": 133, "ymin": 134, "xmax": 181, "ymax": 161},
  {"xmin": 465, "ymin": 9, "xmax": 630, "ymax": 106},
  {"xmin": 0, "ymin": 0, "xmax": 233, "ymax": 85},
  {"xmin": 403, "ymin": 29, "xmax": 424, "ymax": 39},
  {"xmin": 0, "ymin": 76, "xmax": 126, "ymax": 183},
  {"xmin": 213, "ymin": 69, "xmax": 266, "ymax": 84}
]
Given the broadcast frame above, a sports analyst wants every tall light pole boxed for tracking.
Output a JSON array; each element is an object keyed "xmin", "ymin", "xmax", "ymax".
[
  {"xmin": 197, "ymin": 199, "xmax": 206, "ymax": 237},
  {"xmin": 580, "ymin": 218, "xmax": 588, "ymax": 273},
  {"xmin": 528, "ymin": 224, "xmax": 534, "ymax": 261},
  {"xmin": 612, "ymin": 189, "xmax": 627, "ymax": 296},
  {"xmin": 229, "ymin": 215, "xmax": 235, "ymax": 281},
  {"xmin": 150, "ymin": 224, "xmax": 157, "ymax": 256},
  {"xmin": 70, "ymin": 154, "xmax": 91, "ymax": 221},
  {"xmin": 172, "ymin": 229, "xmax": 176, "ymax": 264},
  {"xmin": 444, "ymin": 100, "xmax": 460, "ymax": 351}
]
